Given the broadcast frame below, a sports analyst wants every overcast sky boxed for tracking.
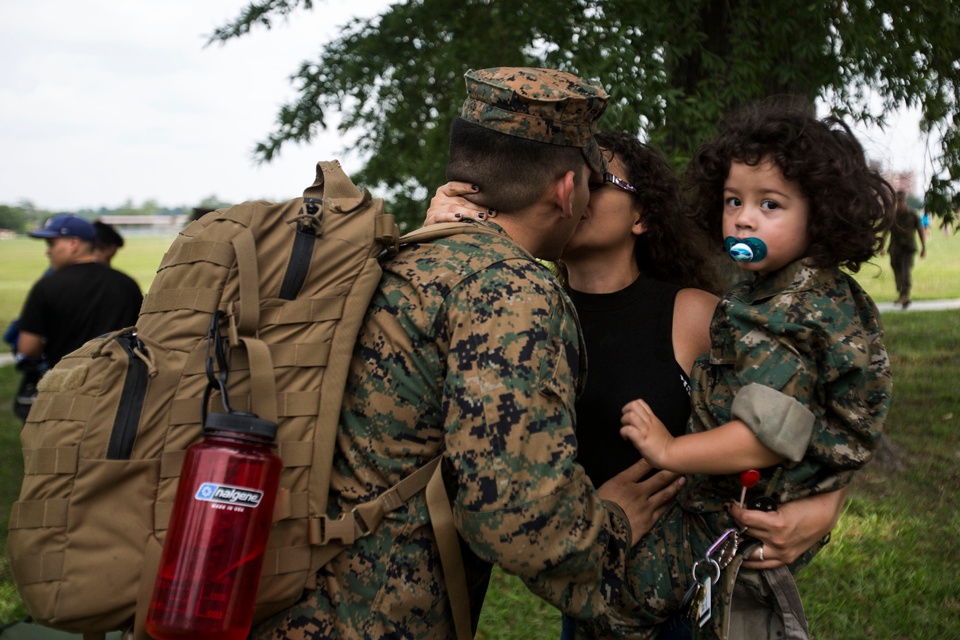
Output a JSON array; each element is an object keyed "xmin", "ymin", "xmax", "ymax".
[
  {"xmin": 0, "ymin": 0, "xmax": 390, "ymax": 211},
  {"xmin": 0, "ymin": 1, "xmax": 939, "ymax": 211}
]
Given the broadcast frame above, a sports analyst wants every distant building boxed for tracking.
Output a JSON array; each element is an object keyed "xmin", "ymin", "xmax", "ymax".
[
  {"xmin": 97, "ymin": 215, "xmax": 188, "ymax": 236},
  {"xmin": 884, "ymin": 171, "xmax": 916, "ymax": 197}
]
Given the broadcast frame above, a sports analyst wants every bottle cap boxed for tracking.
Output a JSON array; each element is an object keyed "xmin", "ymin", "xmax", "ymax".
[
  {"xmin": 724, "ymin": 236, "xmax": 768, "ymax": 263},
  {"xmin": 204, "ymin": 411, "xmax": 278, "ymax": 441}
]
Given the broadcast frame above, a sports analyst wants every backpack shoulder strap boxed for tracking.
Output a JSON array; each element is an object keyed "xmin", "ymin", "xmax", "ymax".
[
  {"xmin": 399, "ymin": 221, "xmax": 501, "ymax": 247},
  {"xmin": 311, "ymin": 457, "xmax": 472, "ymax": 640},
  {"xmin": 426, "ymin": 462, "xmax": 472, "ymax": 640}
]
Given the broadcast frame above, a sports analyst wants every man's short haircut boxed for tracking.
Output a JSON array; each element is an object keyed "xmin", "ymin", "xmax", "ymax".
[{"xmin": 446, "ymin": 118, "xmax": 586, "ymax": 212}]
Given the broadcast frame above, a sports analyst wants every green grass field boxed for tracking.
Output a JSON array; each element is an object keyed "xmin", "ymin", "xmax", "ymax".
[{"xmin": 0, "ymin": 229, "xmax": 958, "ymax": 637}]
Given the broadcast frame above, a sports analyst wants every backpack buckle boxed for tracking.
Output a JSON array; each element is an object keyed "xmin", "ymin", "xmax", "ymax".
[
  {"xmin": 298, "ymin": 198, "xmax": 324, "ymax": 235},
  {"xmin": 313, "ymin": 509, "xmax": 369, "ymax": 545}
]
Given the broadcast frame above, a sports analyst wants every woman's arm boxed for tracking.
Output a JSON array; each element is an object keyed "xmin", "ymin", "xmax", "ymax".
[
  {"xmin": 727, "ymin": 486, "xmax": 848, "ymax": 568},
  {"xmin": 672, "ymin": 287, "xmax": 718, "ymax": 374}
]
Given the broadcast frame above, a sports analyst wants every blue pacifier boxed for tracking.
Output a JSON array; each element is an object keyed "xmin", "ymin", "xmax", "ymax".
[{"xmin": 724, "ymin": 236, "xmax": 768, "ymax": 263}]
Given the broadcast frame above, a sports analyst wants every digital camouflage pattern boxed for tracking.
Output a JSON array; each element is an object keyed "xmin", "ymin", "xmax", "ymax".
[
  {"xmin": 460, "ymin": 67, "xmax": 609, "ymax": 174},
  {"xmin": 251, "ymin": 222, "xmax": 633, "ymax": 640},
  {"xmin": 683, "ymin": 260, "xmax": 891, "ymax": 511},
  {"xmin": 580, "ymin": 260, "xmax": 892, "ymax": 639}
]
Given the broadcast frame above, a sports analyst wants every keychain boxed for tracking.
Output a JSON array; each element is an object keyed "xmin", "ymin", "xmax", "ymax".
[
  {"xmin": 684, "ymin": 557, "xmax": 721, "ymax": 627},
  {"xmin": 683, "ymin": 467, "xmax": 788, "ymax": 630},
  {"xmin": 684, "ymin": 528, "xmax": 739, "ymax": 626}
]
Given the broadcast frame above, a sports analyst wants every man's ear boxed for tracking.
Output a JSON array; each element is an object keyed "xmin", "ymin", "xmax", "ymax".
[
  {"xmin": 555, "ymin": 170, "xmax": 577, "ymax": 219},
  {"xmin": 72, "ymin": 237, "xmax": 95, "ymax": 257}
]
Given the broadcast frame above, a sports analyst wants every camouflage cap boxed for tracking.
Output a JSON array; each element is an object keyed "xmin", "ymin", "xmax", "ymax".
[{"xmin": 461, "ymin": 67, "xmax": 609, "ymax": 174}]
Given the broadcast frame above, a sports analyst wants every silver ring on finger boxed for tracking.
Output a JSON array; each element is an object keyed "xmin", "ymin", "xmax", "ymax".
[{"xmin": 758, "ymin": 545, "xmax": 765, "ymax": 561}]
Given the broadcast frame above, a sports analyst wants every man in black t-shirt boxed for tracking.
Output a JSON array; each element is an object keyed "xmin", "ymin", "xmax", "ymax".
[{"xmin": 18, "ymin": 215, "xmax": 143, "ymax": 367}]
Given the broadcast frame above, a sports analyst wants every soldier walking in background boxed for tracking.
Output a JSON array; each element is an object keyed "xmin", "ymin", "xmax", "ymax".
[{"xmin": 887, "ymin": 190, "xmax": 927, "ymax": 308}]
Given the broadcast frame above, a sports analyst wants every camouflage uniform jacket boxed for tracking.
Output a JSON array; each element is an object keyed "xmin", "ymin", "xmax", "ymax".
[
  {"xmin": 680, "ymin": 260, "xmax": 892, "ymax": 513},
  {"xmin": 889, "ymin": 206, "xmax": 923, "ymax": 253},
  {"xmin": 256, "ymin": 222, "xmax": 633, "ymax": 639}
]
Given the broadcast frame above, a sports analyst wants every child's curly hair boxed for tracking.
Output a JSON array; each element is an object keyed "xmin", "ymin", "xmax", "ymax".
[
  {"xmin": 684, "ymin": 100, "xmax": 896, "ymax": 273},
  {"xmin": 594, "ymin": 130, "xmax": 724, "ymax": 293}
]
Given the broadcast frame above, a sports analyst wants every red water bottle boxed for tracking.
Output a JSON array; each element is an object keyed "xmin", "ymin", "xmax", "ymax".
[{"xmin": 146, "ymin": 411, "xmax": 282, "ymax": 640}]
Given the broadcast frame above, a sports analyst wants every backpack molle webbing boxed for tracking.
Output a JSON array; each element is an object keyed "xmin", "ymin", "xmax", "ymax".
[{"xmin": 10, "ymin": 161, "xmax": 402, "ymax": 638}]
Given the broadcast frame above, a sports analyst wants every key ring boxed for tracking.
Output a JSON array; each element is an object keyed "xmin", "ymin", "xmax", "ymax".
[{"xmin": 692, "ymin": 557, "xmax": 721, "ymax": 584}]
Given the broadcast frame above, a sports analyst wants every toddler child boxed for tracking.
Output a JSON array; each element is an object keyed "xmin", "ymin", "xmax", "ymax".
[{"xmin": 591, "ymin": 101, "xmax": 895, "ymax": 640}]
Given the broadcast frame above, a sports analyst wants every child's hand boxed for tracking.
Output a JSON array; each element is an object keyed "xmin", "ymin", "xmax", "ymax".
[{"xmin": 620, "ymin": 399, "xmax": 674, "ymax": 469}]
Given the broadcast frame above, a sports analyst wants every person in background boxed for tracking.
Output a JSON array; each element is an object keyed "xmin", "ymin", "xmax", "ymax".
[
  {"xmin": 17, "ymin": 215, "xmax": 142, "ymax": 368},
  {"xmin": 93, "ymin": 219, "xmax": 125, "ymax": 265},
  {"xmin": 886, "ymin": 190, "xmax": 927, "ymax": 308},
  {"xmin": 4, "ymin": 219, "xmax": 127, "ymax": 359}
]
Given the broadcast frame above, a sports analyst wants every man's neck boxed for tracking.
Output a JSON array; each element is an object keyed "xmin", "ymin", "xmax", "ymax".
[
  {"xmin": 492, "ymin": 204, "xmax": 565, "ymax": 261},
  {"xmin": 494, "ymin": 217, "xmax": 539, "ymax": 256}
]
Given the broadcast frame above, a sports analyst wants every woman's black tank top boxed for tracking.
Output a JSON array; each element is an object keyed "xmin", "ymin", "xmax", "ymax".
[{"xmin": 568, "ymin": 274, "xmax": 691, "ymax": 487}]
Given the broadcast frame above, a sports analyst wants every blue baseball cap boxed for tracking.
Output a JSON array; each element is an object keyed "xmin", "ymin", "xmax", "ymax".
[{"xmin": 29, "ymin": 215, "xmax": 97, "ymax": 242}]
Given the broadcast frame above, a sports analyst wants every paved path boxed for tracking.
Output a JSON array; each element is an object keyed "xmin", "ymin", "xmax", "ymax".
[
  {"xmin": 875, "ymin": 298, "xmax": 960, "ymax": 313},
  {"xmin": 1, "ymin": 299, "xmax": 957, "ymax": 369}
]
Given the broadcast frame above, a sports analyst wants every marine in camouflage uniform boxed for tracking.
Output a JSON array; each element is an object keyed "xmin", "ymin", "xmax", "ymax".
[
  {"xmin": 585, "ymin": 259, "xmax": 892, "ymax": 639},
  {"xmin": 887, "ymin": 192, "xmax": 926, "ymax": 306},
  {"xmin": 251, "ymin": 68, "xmax": 639, "ymax": 639}
]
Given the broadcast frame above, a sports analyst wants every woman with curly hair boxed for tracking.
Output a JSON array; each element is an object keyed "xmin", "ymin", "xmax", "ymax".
[
  {"xmin": 427, "ymin": 125, "xmax": 850, "ymax": 639},
  {"xmin": 558, "ymin": 130, "xmax": 724, "ymax": 490},
  {"xmin": 610, "ymin": 102, "xmax": 896, "ymax": 639}
]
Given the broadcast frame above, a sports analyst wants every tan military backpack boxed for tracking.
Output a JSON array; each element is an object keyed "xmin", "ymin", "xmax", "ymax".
[{"xmin": 8, "ymin": 161, "xmax": 480, "ymax": 640}]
